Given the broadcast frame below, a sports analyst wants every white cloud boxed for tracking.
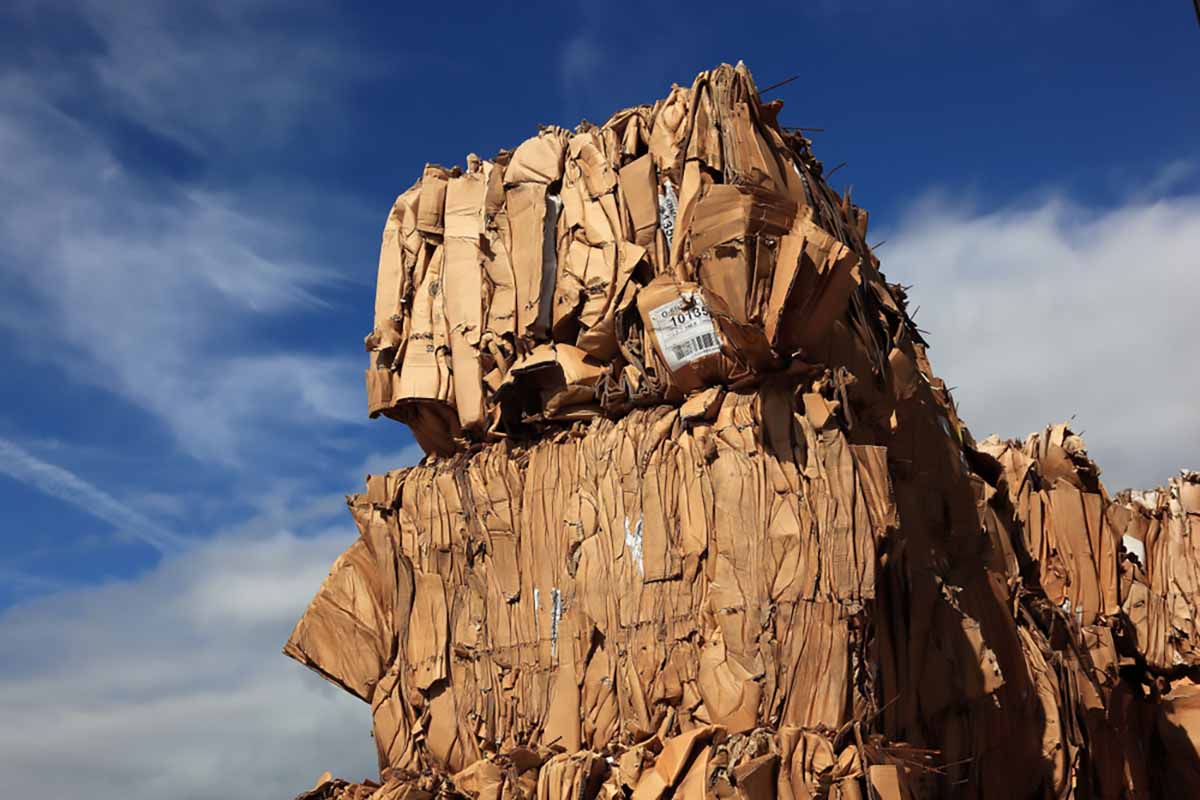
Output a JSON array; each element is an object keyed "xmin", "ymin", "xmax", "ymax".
[
  {"xmin": 0, "ymin": 437, "xmax": 187, "ymax": 553},
  {"xmin": 0, "ymin": 18, "xmax": 363, "ymax": 465},
  {"xmin": 19, "ymin": 0, "xmax": 363, "ymax": 155},
  {"xmin": 882, "ymin": 189, "xmax": 1200, "ymax": 490},
  {"xmin": 0, "ymin": 526, "xmax": 377, "ymax": 800}
]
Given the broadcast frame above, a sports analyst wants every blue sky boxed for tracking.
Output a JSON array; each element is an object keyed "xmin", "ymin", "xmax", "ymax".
[{"xmin": 0, "ymin": 2, "xmax": 1197, "ymax": 797}]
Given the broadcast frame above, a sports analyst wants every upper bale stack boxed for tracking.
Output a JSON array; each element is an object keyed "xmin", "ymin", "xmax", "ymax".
[{"xmin": 365, "ymin": 62, "xmax": 871, "ymax": 456}]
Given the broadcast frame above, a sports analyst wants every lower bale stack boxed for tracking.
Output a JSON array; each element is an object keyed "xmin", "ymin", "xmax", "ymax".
[
  {"xmin": 287, "ymin": 401, "xmax": 1200, "ymax": 799},
  {"xmin": 286, "ymin": 376, "xmax": 1115, "ymax": 799},
  {"xmin": 289, "ymin": 389, "xmax": 892, "ymax": 761}
]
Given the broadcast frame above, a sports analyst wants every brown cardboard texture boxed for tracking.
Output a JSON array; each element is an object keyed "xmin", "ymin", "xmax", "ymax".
[
  {"xmin": 288, "ymin": 62, "xmax": 1200, "ymax": 800},
  {"xmin": 362, "ymin": 63, "xmax": 870, "ymax": 453}
]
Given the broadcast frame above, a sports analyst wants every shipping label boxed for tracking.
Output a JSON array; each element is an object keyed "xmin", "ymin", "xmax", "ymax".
[{"xmin": 648, "ymin": 292, "xmax": 721, "ymax": 371}]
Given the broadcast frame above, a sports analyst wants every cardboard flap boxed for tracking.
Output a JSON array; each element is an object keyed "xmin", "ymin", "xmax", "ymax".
[
  {"xmin": 689, "ymin": 185, "xmax": 796, "ymax": 255},
  {"xmin": 417, "ymin": 164, "xmax": 456, "ymax": 236},
  {"xmin": 505, "ymin": 131, "xmax": 567, "ymax": 185},
  {"xmin": 619, "ymin": 154, "xmax": 659, "ymax": 247}
]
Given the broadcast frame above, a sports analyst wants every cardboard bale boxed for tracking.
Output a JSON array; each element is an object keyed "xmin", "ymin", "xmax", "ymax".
[
  {"xmin": 290, "ymin": 61, "xmax": 1200, "ymax": 800},
  {"xmin": 978, "ymin": 425, "xmax": 1120, "ymax": 626},
  {"xmin": 1114, "ymin": 471, "xmax": 1200, "ymax": 673},
  {"xmin": 289, "ymin": 370, "xmax": 1092, "ymax": 797},
  {"xmin": 289, "ymin": 389, "xmax": 887, "ymax": 770},
  {"xmin": 362, "ymin": 63, "xmax": 877, "ymax": 454},
  {"xmin": 973, "ymin": 431, "xmax": 1200, "ymax": 795},
  {"xmin": 980, "ymin": 432, "xmax": 1200, "ymax": 676}
]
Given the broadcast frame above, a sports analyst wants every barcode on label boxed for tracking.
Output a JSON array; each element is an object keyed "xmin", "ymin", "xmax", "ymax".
[
  {"xmin": 670, "ymin": 332, "xmax": 717, "ymax": 362},
  {"xmin": 649, "ymin": 292, "xmax": 722, "ymax": 371}
]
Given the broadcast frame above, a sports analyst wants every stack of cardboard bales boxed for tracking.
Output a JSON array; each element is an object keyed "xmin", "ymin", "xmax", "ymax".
[{"xmin": 286, "ymin": 63, "xmax": 1200, "ymax": 799}]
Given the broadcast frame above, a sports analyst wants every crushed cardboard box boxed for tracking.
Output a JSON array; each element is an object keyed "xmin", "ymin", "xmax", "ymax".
[{"xmin": 289, "ymin": 63, "xmax": 1199, "ymax": 798}]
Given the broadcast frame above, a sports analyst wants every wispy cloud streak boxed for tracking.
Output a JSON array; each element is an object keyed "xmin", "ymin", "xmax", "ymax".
[
  {"xmin": 0, "ymin": 437, "xmax": 187, "ymax": 553},
  {"xmin": 0, "ymin": 2, "xmax": 366, "ymax": 466}
]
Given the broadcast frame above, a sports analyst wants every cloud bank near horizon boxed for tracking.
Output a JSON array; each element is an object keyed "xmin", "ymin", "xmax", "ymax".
[{"xmin": 882, "ymin": 186, "xmax": 1200, "ymax": 490}]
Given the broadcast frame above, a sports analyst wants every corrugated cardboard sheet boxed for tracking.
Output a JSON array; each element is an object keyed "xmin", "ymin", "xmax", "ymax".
[{"xmin": 290, "ymin": 63, "xmax": 1200, "ymax": 799}]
